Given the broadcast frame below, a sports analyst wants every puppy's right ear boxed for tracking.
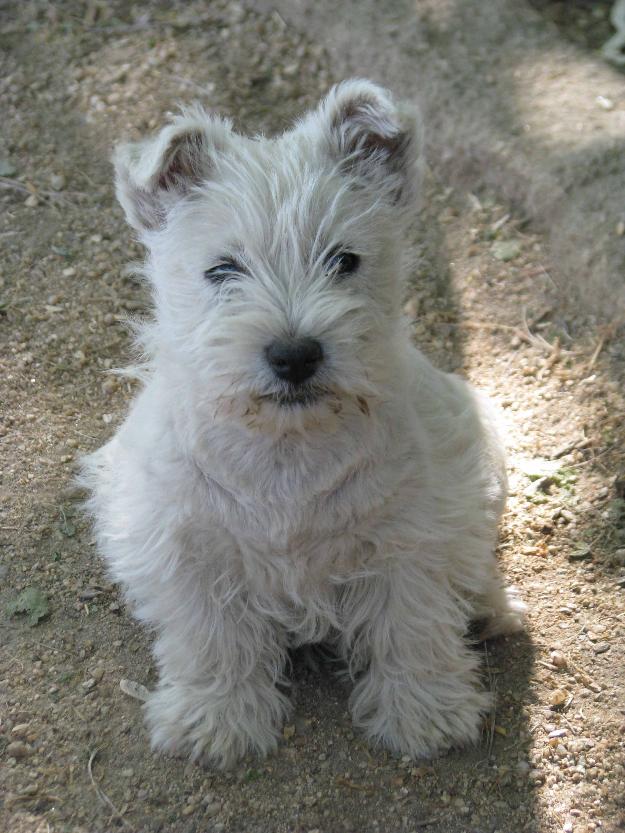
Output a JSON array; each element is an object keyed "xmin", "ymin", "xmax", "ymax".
[{"xmin": 113, "ymin": 107, "xmax": 233, "ymax": 232}]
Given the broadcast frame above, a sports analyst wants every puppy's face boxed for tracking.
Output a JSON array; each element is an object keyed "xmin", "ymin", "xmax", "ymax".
[{"xmin": 115, "ymin": 81, "xmax": 422, "ymax": 433}]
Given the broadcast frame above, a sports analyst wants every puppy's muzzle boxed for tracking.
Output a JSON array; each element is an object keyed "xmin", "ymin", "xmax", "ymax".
[{"xmin": 265, "ymin": 338, "xmax": 323, "ymax": 386}]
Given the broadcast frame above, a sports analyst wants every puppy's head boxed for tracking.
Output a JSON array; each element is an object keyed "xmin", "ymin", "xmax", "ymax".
[{"xmin": 114, "ymin": 80, "xmax": 422, "ymax": 434}]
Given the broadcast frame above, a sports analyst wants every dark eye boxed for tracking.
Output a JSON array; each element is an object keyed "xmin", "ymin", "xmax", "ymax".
[
  {"xmin": 325, "ymin": 249, "xmax": 360, "ymax": 277},
  {"xmin": 203, "ymin": 259, "xmax": 242, "ymax": 285}
]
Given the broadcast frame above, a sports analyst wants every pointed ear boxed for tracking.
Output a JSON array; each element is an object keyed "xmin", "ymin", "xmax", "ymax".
[
  {"xmin": 316, "ymin": 80, "xmax": 423, "ymax": 206},
  {"xmin": 113, "ymin": 107, "xmax": 234, "ymax": 232}
]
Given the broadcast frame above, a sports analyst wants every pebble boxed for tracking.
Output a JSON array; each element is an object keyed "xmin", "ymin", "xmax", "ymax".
[
  {"xmin": 550, "ymin": 650, "xmax": 568, "ymax": 669},
  {"xmin": 593, "ymin": 643, "xmax": 610, "ymax": 654},
  {"xmin": 0, "ymin": 157, "xmax": 17, "ymax": 176},
  {"xmin": 24, "ymin": 194, "xmax": 38, "ymax": 208},
  {"xmin": 550, "ymin": 688, "xmax": 568, "ymax": 706},
  {"xmin": 11, "ymin": 723, "xmax": 30, "ymax": 738},
  {"xmin": 611, "ymin": 548, "xmax": 625, "ymax": 566},
  {"xmin": 205, "ymin": 801, "xmax": 221, "ymax": 817},
  {"xmin": 50, "ymin": 173, "xmax": 66, "ymax": 190},
  {"xmin": 6, "ymin": 741, "xmax": 32, "ymax": 759},
  {"xmin": 596, "ymin": 95, "xmax": 614, "ymax": 111}
]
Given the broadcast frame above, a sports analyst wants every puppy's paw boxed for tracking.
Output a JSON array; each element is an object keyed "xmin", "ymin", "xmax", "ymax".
[
  {"xmin": 145, "ymin": 679, "xmax": 289, "ymax": 769},
  {"xmin": 351, "ymin": 674, "xmax": 491, "ymax": 760},
  {"xmin": 478, "ymin": 585, "xmax": 527, "ymax": 641}
]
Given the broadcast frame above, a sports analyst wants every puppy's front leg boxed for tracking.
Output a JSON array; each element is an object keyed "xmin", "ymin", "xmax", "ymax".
[
  {"xmin": 145, "ymin": 585, "xmax": 290, "ymax": 769},
  {"xmin": 343, "ymin": 560, "xmax": 491, "ymax": 759}
]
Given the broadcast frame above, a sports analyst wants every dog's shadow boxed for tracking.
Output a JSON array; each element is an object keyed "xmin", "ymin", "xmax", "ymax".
[{"xmin": 285, "ymin": 629, "xmax": 536, "ymax": 830}]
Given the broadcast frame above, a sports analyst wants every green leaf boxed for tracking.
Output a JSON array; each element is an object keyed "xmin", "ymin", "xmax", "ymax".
[{"xmin": 7, "ymin": 587, "xmax": 49, "ymax": 626}]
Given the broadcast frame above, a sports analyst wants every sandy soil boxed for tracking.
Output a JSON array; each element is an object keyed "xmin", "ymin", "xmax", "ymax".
[{"xmin": 1, "ymin": 2, "xmax": 624, "ymax": 832}]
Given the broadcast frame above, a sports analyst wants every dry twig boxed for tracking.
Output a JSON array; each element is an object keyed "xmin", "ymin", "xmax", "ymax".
[
  {"xmin": 0, "ymin": 175, "xmax": 85, "ymax": 205},
  {"xmin": 587, "ymin": 319, "xmax": 624, "ymax": 371},
  {"xmin": 335, "ymin": 776, "xmax": 375, "ymax": 793},
  {"xmin": 87, "ymin": 749, "xmax": 134, "ymax": 830}
]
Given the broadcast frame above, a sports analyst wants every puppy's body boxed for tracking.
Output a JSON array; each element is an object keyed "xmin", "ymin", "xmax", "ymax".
[{"xmin": 82, "ymin": 80, "xmax": 524, "ymax": 768}]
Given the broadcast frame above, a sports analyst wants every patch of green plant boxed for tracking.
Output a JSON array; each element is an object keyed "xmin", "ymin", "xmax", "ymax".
[
  {"xmin": 551, "ymin": 466, "xmax": 578, "ymax": 492},
  {"xmin": 7, "ymin": 587, "xmax": 49, "ymax": 626}
]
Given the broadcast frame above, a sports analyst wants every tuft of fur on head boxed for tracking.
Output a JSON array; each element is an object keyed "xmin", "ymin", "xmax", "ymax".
[{"xmin": 112, "ymin": 81, "xmax": 423, "ymax": 439}]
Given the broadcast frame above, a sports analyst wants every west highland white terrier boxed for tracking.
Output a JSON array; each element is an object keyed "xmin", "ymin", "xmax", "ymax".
[{"xmin": 81, "ymin": 80, "xmax": 525, "ymax": 769}]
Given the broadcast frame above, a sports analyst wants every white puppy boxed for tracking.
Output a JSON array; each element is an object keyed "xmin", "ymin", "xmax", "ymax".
[{"xmin": 81, "ymin": 80, "xmax": 525, "ymax": 769}]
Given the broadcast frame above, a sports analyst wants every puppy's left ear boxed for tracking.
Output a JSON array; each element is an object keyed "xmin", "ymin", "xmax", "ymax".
[
  {"xmin": 113, "ymin": 107, "xmax": 234, "ymax": 232},
  {"xmin": 315, "ymin": 79, "xmax": 422, "ymax": 207}
]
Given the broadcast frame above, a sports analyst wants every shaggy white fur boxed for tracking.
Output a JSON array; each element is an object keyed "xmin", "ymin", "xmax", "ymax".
[{"xmin": 81, "ymin": 79, "xmax": 525, "ymax": 769}]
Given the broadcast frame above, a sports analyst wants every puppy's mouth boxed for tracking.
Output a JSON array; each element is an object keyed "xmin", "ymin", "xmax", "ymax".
[{"xmin": 257, "ymin": 386, "xmax": 325, "ymax": 408}]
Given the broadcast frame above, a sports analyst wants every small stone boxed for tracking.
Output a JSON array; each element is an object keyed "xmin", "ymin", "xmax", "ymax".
[
  {"xmin": 11, "ymin": 723, "xmax": 30, "ymax": 738},
  {"xmin": 92, "ymin": 667, "xmax": 105, "ymax": 682},
  {"xmin": 549, "ymin": 688, "xmax": 568, "ymax": 707},
  {"xmin": 283, "ymin": 724, "xmax": 295, "ymax": 740},
  {"xmin": 569, "ymin": 545, "xmax": 592, "ymax": 562},
  {"xmin": 596, "ymin": 95, "xmax": 614, "ymax": 111},
  {"xmin": 205, "ymin": 801, "xmax": 221, "ymax": 817},
  {"xmin": 62, "ymin": 267, "xmax": 76, "ymax": 277},
  {"xmin": 616, "ymin": 221, "xmax": 625, "ymax": 237},
  {"xmin": 550, "ymin": 650, "xmax": 567, "ymax": 669},
  {"xmin": 6, "ymin": 741, "xmax": 32, "ymax": 759},
  {"xmin": 101, "ymin": 377, "xmax": 118, "ymax": 395},
  {"xmin": 50, "ymin": 173, "xmax": 66, "ymax": 191},
  {"xmin": 119, "ymin": 679, "xmax": 150, "ymax": 701},
  {"xmin": 403, "ymin": 297, "xmax": 420, "ymax": 318},
  {"xmin": 492, "ymin": 240, "xmax": 521, "ymax": 262},
  {"xmin": 548, "ymin": 728, "xmax": 567, "ymax": 739},
  {"xmin": 82, "ymin": 678, "xmax": 96, "ymax": 691},
  {"xmin": 24, "ymin": 194, "xmax": 38, "ymax": 208},
  {"xmin": 593, "ymin": 643, "xmax": 610, "ymax": 654},
  {"xmin": 0, "ymin": 157, "xmax": 17, "ymax": 176},
  {"xmin": 611, "ymin": 548, "xmax": 625, "ymax": 565}
]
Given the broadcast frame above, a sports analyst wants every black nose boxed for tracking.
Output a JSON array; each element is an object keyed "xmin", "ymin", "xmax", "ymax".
[{"xmin": 265, "ymin": 338, "xmax": 324, "ymax": 385}]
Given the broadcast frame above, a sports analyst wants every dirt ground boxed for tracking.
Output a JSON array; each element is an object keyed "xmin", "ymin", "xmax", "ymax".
[{"xmin": 1, "ymin": 2, "xmax": 625, "ymax": 832}]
